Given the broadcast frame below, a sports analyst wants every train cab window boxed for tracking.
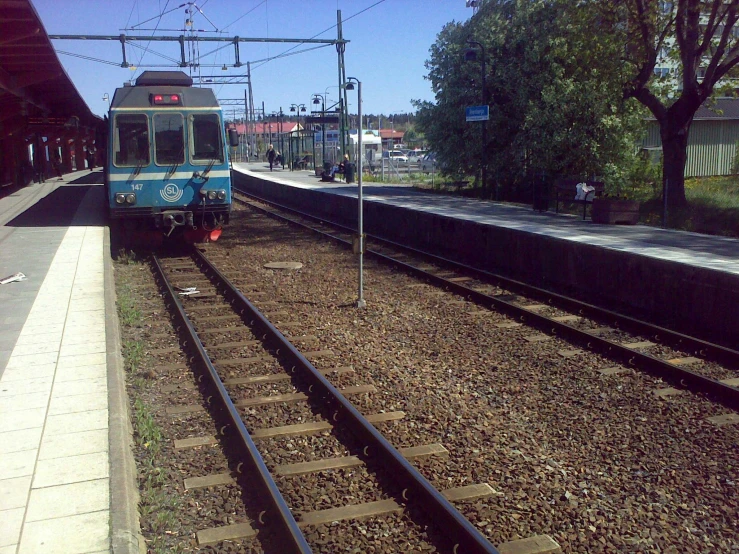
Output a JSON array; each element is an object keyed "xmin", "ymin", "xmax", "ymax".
[
  {"xmin": 114, "ymin": 114, "xmax": 150, "ymax": 167},
  {"xmin": 190, "ymin": 114, "xmax": 224, "ymax": 163},
  {"xmin": 153, "ymin": 113, "xmax": 185, "ymax": 165}
]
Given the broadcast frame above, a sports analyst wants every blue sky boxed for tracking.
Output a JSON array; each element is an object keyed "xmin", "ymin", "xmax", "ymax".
[{"xmin": 33, "ymin": 0, "xmax": 474, "ymax": 120}]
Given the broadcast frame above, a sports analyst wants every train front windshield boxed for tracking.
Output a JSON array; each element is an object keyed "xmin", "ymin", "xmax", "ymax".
[
  {"xmin": 191, "ymin": 114, "xmax": 224, "ymax": 163},
  {"xmin": 114, "ymin": 114, "xmax": 150, "ymax": 166}
]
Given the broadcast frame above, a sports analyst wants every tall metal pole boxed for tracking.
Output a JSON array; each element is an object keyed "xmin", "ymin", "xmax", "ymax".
[
  {"xmin": 279, "ymin": 108, "xmax": 285, "ymax": 169},
  {"xmin": 321, "ymin": 96, "xmax": 326, "ymax": 165},
  {"xmin": 247, "ymin": 62, "xmax": 256, "ymax": 160},
  {"xmin": 247, "ymin": 89, "xmax": 252, "ymax": 162},
  {"xmin": 467, "ymin": 39, "xmax": 487, "ymax": 197},
  {"xmin": 336, "ymin": 10, "xmax": 348, "ymax": 160},
  {"xmin": 347, "ymin": 77, "xmax": 365, "ymax": 309}
]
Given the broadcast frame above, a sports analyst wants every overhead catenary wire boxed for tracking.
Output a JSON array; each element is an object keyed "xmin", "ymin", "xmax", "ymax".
[
  {"xmin": 55, "ymin": 50, "xmax": 122, "ymax": 67},
  {"xmin": 132, "ymin": 0, "xmax": 171, "ymax": 79},
  {"xmin": 251, "ymin": 0, "xmax": 387, "ymax": 72}
]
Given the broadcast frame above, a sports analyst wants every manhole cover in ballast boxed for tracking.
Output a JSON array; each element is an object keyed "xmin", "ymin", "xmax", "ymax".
[{"xmin": 264, "ymin": 261, "xmax": 303, "ymax": 270}]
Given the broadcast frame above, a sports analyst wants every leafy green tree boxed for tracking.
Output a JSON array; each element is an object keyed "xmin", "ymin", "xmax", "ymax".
[
  {"xmin": 605, "ymin": 0, "xmax": 739, "ymax": 207},
  {"xmin": 416, "ymin": 0, "xmax": 644, "ymax": 197}
]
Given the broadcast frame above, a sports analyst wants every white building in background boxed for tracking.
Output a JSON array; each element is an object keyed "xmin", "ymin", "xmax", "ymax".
[{"xmin": 348, "ymin": 129, "xmax": 382, "ymax": 165}]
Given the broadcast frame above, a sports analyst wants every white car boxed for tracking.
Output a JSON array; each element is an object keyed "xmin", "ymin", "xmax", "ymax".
[
  {"xmin": 383, "ymin": 150, "xmax": 409, "ymax": 163},
  {"xmin": 407, "ymin": 150, "xmax": 428, "ymax": 164}
]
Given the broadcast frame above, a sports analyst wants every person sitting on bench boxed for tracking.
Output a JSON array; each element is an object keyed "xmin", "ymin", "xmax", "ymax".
[{"xmin": 321, "ymin": 155, "xmax": 348, "ymax": 182}]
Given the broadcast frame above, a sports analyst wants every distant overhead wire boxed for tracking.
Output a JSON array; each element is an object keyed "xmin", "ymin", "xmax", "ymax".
[
  {"xmin": 250, "ymin": 0, "xmax": 387, "ymax": 72},
  {"xmin": 127, "ymin": 40, "xmax": 182, "ymax": 65},
  {"xmin": 131, "ymin": 0, "xmax": 171, "ymax": 78},
  {"xmin": 222, "ymin": 0, "xmax": 266, "ymax": 31},
  {"xmin": 56, "ymin": 50, "xmax": 122, "ymax": 67}
]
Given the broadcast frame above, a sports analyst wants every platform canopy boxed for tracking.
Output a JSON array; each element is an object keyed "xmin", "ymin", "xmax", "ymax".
[{"xmin": 0, "ymin": 0, "xmax": 100, "ymax": 140}]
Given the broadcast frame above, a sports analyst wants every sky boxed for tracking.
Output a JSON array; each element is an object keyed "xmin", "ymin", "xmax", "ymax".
[{"xmin": 32, "ymin": 0, "xmax": 475, "ymax": 121}]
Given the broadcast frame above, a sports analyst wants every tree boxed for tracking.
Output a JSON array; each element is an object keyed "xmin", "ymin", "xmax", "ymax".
[
  {"xmin": 613, "ymin": 0, "xmax": 739, "ymax": 207},
  {"xmin": 415, "ymin": 0, "xmax": 643, "ymax": 198}
]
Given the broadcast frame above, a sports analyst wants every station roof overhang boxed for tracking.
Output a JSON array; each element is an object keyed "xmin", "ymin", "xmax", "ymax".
[{"xmin": 0, "ymin": 0, "xmax": 102, "ymax": 141}]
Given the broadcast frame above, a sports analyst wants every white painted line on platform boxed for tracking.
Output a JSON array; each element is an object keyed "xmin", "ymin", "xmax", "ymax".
[
  {"xmin": 0, "ymin": 449, "xmax": 38, "ymax": 480},
  {"xmin": 0, "ymin": 408, "xmax": 45, "ymax": 433},
  {"xmin": 17, "ymin": 510, "xmax": 109, "ymax": 554},
  {"xmin": 0, "ymin": 476, "xmax": 32, "ymax": 511},
  {"xmin": 54, "ymin": 364, "xmax": 107, "ymax": 382},
  {"xmin": 0, "ymin": 428, "xmax": 43, "ymax": 455},
  {"xmin": 38, "ymin": 429, "xmax": 108, "ymax": 460},
  {"xmin": 25, "ymin": 479, "xmax": 109, "ymax": 522},
  {"xmin": 0, "ymin": 507, "xmax": 24, "ymax": 548},
  {"xmin": 48, "ymin": 391, "xmax": 108, "ymax": 415},
  {"xmin": 0, "ymin": 378, "xmax": 52, "ymax": 397},
  {"xmin": 43, "ymin": 409, "xmax": 108, "ymax": 436},
  {"xmin": 32, "ymin": 451, "xmax": 109, "ymax": 489}
]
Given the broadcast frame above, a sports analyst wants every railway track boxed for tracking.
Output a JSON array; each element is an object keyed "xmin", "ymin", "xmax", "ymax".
[
  {"xmin": 231, "ymin": 187, "xmax": 739, "ymax": 419},
  {"xmin": 150, "ymin": 249, "xmax": 505, "ymax": 552}
]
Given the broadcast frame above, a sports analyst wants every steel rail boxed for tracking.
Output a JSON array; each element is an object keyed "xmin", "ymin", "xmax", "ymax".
[
  {"xmin": 191, "ymin": 247, "xmax": 500, "ymax": 554},
  {"xmin": 231, "ymin": 188, "xmax": 739, "ymax": 412},
  {"xmin": 151, "ymin": 254, "xmax": 313, "ymax": 554},
  {"xmin": 232, "ymin": 186, "xmax": 739, "ymax": 368}
]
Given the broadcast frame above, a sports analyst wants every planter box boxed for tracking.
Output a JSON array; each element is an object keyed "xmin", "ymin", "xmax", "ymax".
[{"xmin": 591, "ymin": 198, "xmax": 640, "ymax": 225}]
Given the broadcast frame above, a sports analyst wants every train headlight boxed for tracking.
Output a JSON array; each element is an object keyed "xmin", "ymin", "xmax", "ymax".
[
  {"xmin": 125, "ymin": 193, "xmax": 136, "ymax": 205},
  {"xmin": 207, "ymin": 190, "xmax": 218, "ymax": 200},
  {"xmin": 217, "ymin": 190, "xmax": 226, "ymax": 200}
]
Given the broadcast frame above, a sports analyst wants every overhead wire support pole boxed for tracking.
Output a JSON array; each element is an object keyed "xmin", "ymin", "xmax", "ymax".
[{"xmin": 336, "ymin": 10, "xmax": 347, "ymax": 161}]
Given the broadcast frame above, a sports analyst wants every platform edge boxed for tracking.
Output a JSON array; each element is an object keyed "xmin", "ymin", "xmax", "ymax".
[{"xmin": 105, "ymin": 224, "xmax": 142, "ymax": 554}]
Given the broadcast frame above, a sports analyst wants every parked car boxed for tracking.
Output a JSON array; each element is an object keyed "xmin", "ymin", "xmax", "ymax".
[
  {"xmin": 420, "ymin": 152, "xmax": 440, "ymax": 172},
  {"xmin": 407, "ymin": 150, "xmax": 428, "ymax": 164},
  {"xmin": 382, "ymin": 150, "xmax": 409, "ymax": 163}
]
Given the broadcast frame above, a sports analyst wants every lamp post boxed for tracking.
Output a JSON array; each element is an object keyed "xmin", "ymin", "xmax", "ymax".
[
  {"xmin": 312, "ymin": 94, "xmax": 325, "ymax": 169},
  {"xmin": 344, "ymin": 77, "xmax": 365, "ymax": 308},
  {"xmin": 465, "ymin": 38, "xmax": 488, "ymax": 197},
  {"xmin": 289, "ymin": 103, "xmax": 306, "ymax": 170},
  {"xmin": 102, "ymin": 93, "xmax": 110, "ymax": 112}
]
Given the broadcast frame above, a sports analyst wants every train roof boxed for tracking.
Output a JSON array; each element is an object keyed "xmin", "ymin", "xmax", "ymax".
[
  {"xmin": 135, "ymin": 71, "xmax": 193, "ymax": 87},
  {"xmin": 110, "ymin": 71, "xmax": 219, "ymax": 109},
  {"xmin": 110, "ymin": 84, "xmax": 220, "ymax": 110}
]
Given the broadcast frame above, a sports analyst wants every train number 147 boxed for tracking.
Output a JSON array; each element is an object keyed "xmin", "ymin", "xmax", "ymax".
[{"xmin": 130, "ymin": 183, "xmax": 144, "ymax": 191}]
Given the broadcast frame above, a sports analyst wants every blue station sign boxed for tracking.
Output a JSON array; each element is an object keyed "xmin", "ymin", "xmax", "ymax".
[{"xmin": 465, "ymin": 105, "xmax": 489, "ymax": 122}]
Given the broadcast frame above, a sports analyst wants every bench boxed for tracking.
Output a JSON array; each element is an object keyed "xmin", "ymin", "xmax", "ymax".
[{"xmin": 554, "ymin": 179, "xmax": 605, "ymax": 220}]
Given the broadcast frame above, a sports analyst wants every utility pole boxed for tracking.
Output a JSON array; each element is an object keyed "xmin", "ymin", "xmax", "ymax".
[
  {"xmin": 247, "ymin": 62, "xmax": 256, "ymax": 160},
  {"xmin": 336, "ymin": 10, "xmax": 348, "ymax": 160}
]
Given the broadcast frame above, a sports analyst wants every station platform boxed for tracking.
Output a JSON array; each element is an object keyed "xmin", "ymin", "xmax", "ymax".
[
  {"xmin": 234, "ymin": 161, "xmax": 739, "ymax": 276},
  {"xmin": 0, "ymin": 171, "xmax": 137, "ymax": 553},
  {"xmin": 233, "ymin": 162, "xmax": 739, "ymax": 347}
]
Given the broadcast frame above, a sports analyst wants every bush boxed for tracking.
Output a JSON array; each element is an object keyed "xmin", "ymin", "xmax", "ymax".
[{"xmin": 602, "ymin": 149, "xmax": 662, "ymax": 201}]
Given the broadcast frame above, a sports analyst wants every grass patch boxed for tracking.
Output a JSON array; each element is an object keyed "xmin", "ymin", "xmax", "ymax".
[
  {"xmin": 130, "ymin": 399, "xmax": 183, "ymax": 553},
  {"xmin": 122, "ymin": 339, "xmax": 144, "ymax": 373},
  {"xmin": 636, "ymin": 176, "xmax": 739, "ymax": 236},
  {"xmin": 132, "ymin": 397, "xmax": 163, "ymax": 456},
  {"xmin": 117, "ymin": 285, "xmax": 142, "ymax": 328}
]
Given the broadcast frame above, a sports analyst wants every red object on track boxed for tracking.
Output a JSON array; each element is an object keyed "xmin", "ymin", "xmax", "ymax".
[{"xmin": 183, "ymin": 227, "xmax": 222, "ymax": 243}]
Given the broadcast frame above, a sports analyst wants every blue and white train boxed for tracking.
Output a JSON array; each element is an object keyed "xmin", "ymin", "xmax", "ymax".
[{"xmin": 105, "ymin": 71, "xmax": 236, "ymax": 242}]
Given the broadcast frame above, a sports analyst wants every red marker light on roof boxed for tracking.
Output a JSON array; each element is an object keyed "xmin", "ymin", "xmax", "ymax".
[{"xmin": 151, "ymin": 93, "xmax": 181, "ymax": 105}]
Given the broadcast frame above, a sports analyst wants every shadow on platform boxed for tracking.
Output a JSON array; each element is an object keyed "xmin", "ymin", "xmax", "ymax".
[
  {"xmin": 67, "ymin": 171, "xmax": 105, "ymax": 185},
  {"xmin": 7, "ymin": 185, "xmax": 105, "ymax": 227}
]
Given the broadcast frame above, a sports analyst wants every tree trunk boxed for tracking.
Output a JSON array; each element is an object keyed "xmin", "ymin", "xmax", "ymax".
[{"xmin": 661, "ymin": 130, "xmax": 689, "ymax": 208}]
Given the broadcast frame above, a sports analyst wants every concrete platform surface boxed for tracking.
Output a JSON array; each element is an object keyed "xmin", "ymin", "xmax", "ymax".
[{"xmin": 0, "ymin": 171, "xmax": 138, "ymax": 554}]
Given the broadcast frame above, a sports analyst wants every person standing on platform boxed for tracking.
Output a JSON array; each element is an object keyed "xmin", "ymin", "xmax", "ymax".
[
  {"xmin": 267, "ymin": 144, "xmax": 276, "ymax": 171},
  {"xmin": 51, "ymin": 150, "xmax": 63, "ymax": 180}
]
